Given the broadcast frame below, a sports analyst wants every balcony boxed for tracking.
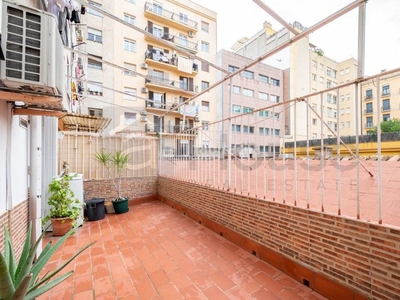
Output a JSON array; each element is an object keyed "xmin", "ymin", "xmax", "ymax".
[
  {"xmin": 382, "ymin": 105, "xmax": 391, "ymax": 112},
  {"xmin": 364, "ymin": 94, "xmax": 373, "ymax": 101},
  {"xmin": 382, "ymin": 90, "xmax": 391, "ymax": 97},
  {"xmin": 144, "ymin": 50, "xmax": 199, "ymax": 74},
  {"xmin": 145, "ymin": 76, "xmax": 198, "ymax": 95},
  {"xmin": 365, "ymin": 122, "xmax": 374, "ymax": 128},
  {"xmin": 364, "ymin": 108, "xmax": 373, "ymax": 114},
  {"xmin": 144, "ymin": 27, "xmax": 199, "ymax": 54},
  {"xmin": 144, "ymin": 2, "xmax": 198, "ymax": 33}
]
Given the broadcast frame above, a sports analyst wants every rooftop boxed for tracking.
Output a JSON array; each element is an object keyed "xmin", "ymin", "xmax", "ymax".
[{"xmin": 38, "ymin": 201, "xmax": 327, "ymax": 300}]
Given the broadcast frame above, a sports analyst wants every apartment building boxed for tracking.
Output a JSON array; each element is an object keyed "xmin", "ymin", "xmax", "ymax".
[
  {"xmin": 79, "ymin": 0, "xmax": 217, "ymax": 149},
  {"xmin": 233, "ymin": 21, "xmax": 358, "ymax": 141},
  {"xmin": 216, "ymin": 50, "xmax": 284, "ymax": 157},
  {"xmin": 361, "ymin": 71, "xmax": 400, "ymax": 134}
]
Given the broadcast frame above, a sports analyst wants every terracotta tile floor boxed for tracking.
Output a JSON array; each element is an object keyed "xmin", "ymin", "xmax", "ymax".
[{"xmin": 38, "ymin": 201, "xmax": 327, "ymax": 300}]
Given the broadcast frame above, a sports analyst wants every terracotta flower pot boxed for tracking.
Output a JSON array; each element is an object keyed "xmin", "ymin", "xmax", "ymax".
[{"xmin": 51, "ymin": 217, "xmax": 74, "ymax": 236}]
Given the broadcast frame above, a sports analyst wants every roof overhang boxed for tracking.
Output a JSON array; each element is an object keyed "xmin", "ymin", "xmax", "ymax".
[{"xmin": 58, "ymin": 113, "xmax": 111, "ymax": 133}]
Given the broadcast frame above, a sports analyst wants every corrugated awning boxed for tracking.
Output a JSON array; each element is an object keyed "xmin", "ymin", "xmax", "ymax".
[{"xmin": 59, "ymin": 113, "xmax": 111, "ymax": 133}]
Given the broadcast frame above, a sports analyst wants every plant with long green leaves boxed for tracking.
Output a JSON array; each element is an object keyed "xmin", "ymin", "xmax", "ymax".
[
  {"xmin": 0, "ymin": 222, "xmax": 94, "ymax": 300},
  {"xmin": 94, "ymin": 149, "xmax": 130, "ymax": 201}
]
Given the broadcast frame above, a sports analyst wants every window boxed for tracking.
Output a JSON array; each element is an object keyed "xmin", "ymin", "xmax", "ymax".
[
  {"xmin": 270, "ymin": 95, "xmax": 279, "ymax": 103},
  {"xmin": 312, "ymin": 60, "xmax": 317, "ymax": 67},
  {"xmin": 265, "ymin": 128, "xmax": 270, "ymax": 135},
  {"xmin": 243, "ymin": 107, "xmax": 254, "ymax": 114},
  {"xmin": 202, "ymin": 141, "xmax": 210, "ymax": 148},
  {"xmin": 345, "ymin": 67, "xmax": 350, "ymax": 74},
  {"xmin": 346, "ymin": 107, "xmax": 350, "ymax": 114},
  {"xmin": 320, "ymin": 64, "xmax": 324, "ymax": 70},
  {"xmin": 312, "ymin": 73, "xmax": 316, "ymax": 81},
  {"xmin": 259, "ymin": 145, "xmax": 265, "ymax": 152},
  {"xmin": 275, "ymin": 113, "xmax": 279, "ymax": 120},
  {"xmin": 87, "ymin": 82, "xmax": 102, "ymax": 94},
  {"xmin": 126, "ymin": 0, "xmax": 136, "ymax": 3},
  {"xmin": 346, "ymin": 121, "xmax": 351, "ymax": 128},
  {"xmin": 327, "ymin": 80, "xmax": 332, "ymax": 88},
  {"xmin": 333, "ymin": 109, "xmax": 337, "ymax": 118},
  {"xmin": 270, "ymin": 78, "xmax": 280, "ymax": 86},
  {"xmin": 88, "ymin": 28, "xmax": 102, "ymax": 43},
  {"xmin": 201, "ymin": 81, "xmax": 209, "ymax": 91},
  {"xmin": 259, "ymin": 92, "xmax": 268, "ymax": 101},
  {"xmin": 312, "ymin": 133, "xmax": 317, "ymax": 139},
  {"xmin": 340, "ymin": 69, "xmax": 344, "ymax": 75},
  {"xmin": 259, "ymin": 74, "xmax": 269, "ymax": 83},
  {"xmin": 123, "ymin": 63, "xmax": 136, "ymax": 76},
  {"xmin": 365, "ymin": 89, "xmax": 373, "ymax": 99},
  {"xmin": 274, "ymin": 129, "xmax": 280, "ymax": 136},
  {"xmin": 124, "ymin": 88, "xmax": 136, "ymax": 101},
  {"xmin": 249, "ymin": 126, "xmax": 254, "ymax": 134},
  {"xmin": 201, "ymin": 101, "xmax": 210, "ymax": 112},
  {"xmin": 243, "ymin": 126, "xmax": 248, "ymax": 133},
  {"xmin": 232, "ymin": 125, "xmax": 241, "ymax": 132},
  {"xmin": 327, "ymin": 94, "xmax": 332, "ymax": 104},
  {"xmin": 202, "ymin": 121, "xmax": 209, "ymax": 130},
  {"xmin": 327, "ymin": 107, "xmax": 332, "ymax": 117},
  {"xmin": 382, "ymin": 99, "xmax": 390, "ymax": 111},
  {"xmin": 228, "ymin": 65, "xmax": 239, "ymax": 73},
  {"xmin": 88, "ymin": 108, "xmax": 102, "ymax": 117},
  {"xmin": 382, "ymin": 85, "xmax": 390, "ymax": 96},
  {"xmin": 366, "ymin": 116, "xmax": 373, "ymax": 128},
  {"xmin": 124, "ymin": 39, "xmax": 136, "ymax": 52},
  {"xmin": 340, "ymin": 122, "xmax": 345, "ymax": 129},
  {"xmin": 201, "ymin": 61, "xmax": 209, "ymax": 72},
  {"xmin": 242, "ymin": 70, "xmax": 254, "ymax": 79},
  {"xmin": 319, "ymin": 76, "xmax": 324, "ymax": 84},
  {"xmin": 346, "ymin": 94, "xmax": 350, "ymax": 101},
  {"xmin": 332, "ymin": 69, "xmax": 337, "ymax": 78},
  {"xmin": 124, "ymin": 112, "xmax": 137, "ymax": 125},
  {"xmin": 327, "ymin": 121, "xmax": 332, "ymax": 128},
  {"xmin": 88, "ymin": 58, "xmax": 102, "ymax": 69},
  {"xmin": 179, "ymin": 12, "xmax": 188, "ymax": 24},
  {"xmin": 201, "ymin": 41, "xmax": 209, "ymax": 52},
  {"xmin": 233, "ymin": 86, "xmax": 240, "ymax": 94},
  {"xmin": 365, "ymin": 103, "xmax": 373, "ymax": 114},
  {"xmin": 259, "ymin": 127, "xmax": 264, "ymax": 135},
  {"xmin": 383, "ymin": 114, "xmax": 390, "ymax": 121},
  {"xmin": 312, "ymin": 103, "xmax": 317, "ymax": 110},
  {"xmin": 326, "ymin": 67, "xmax": 332, "ymax": 77},
  {"xmin": 152, "ymin": 3, "xmax": 162, "ymax": 14},
  {"xmin": 332, "ymin": 95, "xmax": 337, "ymax": 105},
  {"xmin": 88, "ymin": 1, "xmax": 102, "ymax": 17},
  {"xmin": 334, "ymin": 123, "xmax": 337, "ymax": 131},
  {"xmin": 201, "ymin": 21, "xmax": 209, "ymax": 32},
  {"xmin": 340, "ymin": 95, "xmax": 344, "ymax": 102},
  {"xmin": 232, "ymin": 105, "xmax": 241, "ymax": 113},
  {"xmin": 312, "ymin": 118, "xmax": 317, "ymax": 125},
  {"xmin": 123, "ymin": 14, "xmax": 135, "ymax": 25},
  {"xmin": 340, "ymin": 109, "xmax": 344, "ymax": 115},
  {"xmin": 243, "ymin": 88, "xmax": 254, "ymax": 97}
]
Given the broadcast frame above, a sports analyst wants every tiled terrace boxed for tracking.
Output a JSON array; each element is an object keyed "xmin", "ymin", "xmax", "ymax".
[{"xmin": 39, "ymin": 201, "xmax": 327, "ymax": 300}]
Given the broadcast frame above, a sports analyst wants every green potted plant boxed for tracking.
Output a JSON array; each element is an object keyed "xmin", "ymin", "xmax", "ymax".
[
  {"xmin": 0, "ymin": 222, "xmax": 94, "ymax": 300},
  {"xmin": 42, "ymin": 173, "xmax": 82, "ymax": 236},
  {"xmin": 94, "ymin": 149, "xmax": 130, "ymax": 214}
]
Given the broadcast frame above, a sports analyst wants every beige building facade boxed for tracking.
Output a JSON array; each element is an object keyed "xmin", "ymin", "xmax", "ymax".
[
  {"xmin": 79, "ymin": 0, "xmax": 217, "ymax": 149},
  {"xmin": 361, "ymin": 71, "xmax": 400, "ymax": 134}
]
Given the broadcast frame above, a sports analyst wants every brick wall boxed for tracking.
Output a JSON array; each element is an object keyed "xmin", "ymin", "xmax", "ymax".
[
  {"xmin": 0, "ymin": 199, "xmax": 30, "ymax": 258},
  {"xmin": 158, "ymin": 176, "xmax": 400, "ymax": 300},
  {"xmin": 84, "ymin": 176, "xmax": 158, "ymax": 203}
]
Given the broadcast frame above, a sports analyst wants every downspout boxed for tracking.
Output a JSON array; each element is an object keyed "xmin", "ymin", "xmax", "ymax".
[
  {"xmin": 6, "ymin": 103, "xmax": 13, "ymax": 213},
  {"xmin": 30, "ymin": 116, "xmax": 42, "ymax": 254}
]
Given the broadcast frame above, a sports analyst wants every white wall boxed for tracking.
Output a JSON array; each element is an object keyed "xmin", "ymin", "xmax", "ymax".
[{"xmin": 0, "ymin": 102, "xmax": 7, "ymax": 214}]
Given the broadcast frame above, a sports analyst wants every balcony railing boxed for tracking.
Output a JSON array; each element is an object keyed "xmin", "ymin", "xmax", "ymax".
[
  {"xmin": 365, "ymin": 122, "xmax": 374, "ymax": 128},
  {"xmin": 364, "ymin": 94, "xmax": 373, "ymax": 100},
  {"xmin": 382, "ymin": 90, "xmax": 390, "ymax": 96},
  {"xmin": 145, "ymin": 76, "xmax": 198, "ymax": 93},
  {"xmin": 144, "ymin": 2, "xmax": 198, "ymax": 30},
  {"xmin": 144, "ymin": 50, "xmax": 198, "ymax": 72},
  {"xmin": 382, "ymin": 105, "xmax": 391, "ymax": 112},
  {"xmin": 364, "ymin": 109, "xmax": 373, "ymax": 114},
  {"xmin": 144, "ymin": 27, "xmax": 198, "ymax": 52}
]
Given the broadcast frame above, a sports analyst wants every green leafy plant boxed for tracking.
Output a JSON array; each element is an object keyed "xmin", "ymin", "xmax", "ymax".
[
  {"xmin": 94, "ymin": 149, "xmax": 130, "ymax": 201},
  {"xmin": 0, "ymin": 222, "xmax": 94, "ymax": 300},
  {"xmin": 42, "ymin": 174, "xmax": 81, "ymax": 227}
]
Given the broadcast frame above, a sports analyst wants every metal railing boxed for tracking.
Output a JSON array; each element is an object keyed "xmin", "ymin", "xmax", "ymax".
[{"xmin": 144, "ymin": 2, "xmax": 198, "ymax": 29}]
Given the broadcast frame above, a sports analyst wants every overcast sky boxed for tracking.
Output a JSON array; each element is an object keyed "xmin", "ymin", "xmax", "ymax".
[{"xmin": 191, "ymin": 0, "xmax": 400, "ymax": 75}]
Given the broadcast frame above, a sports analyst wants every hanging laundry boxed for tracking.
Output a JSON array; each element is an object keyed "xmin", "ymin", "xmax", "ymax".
[
  {"xmin": 58, "ymin": 7, "xmax": 69, "ymax": 45},
  {"xmin": 81, "ymin": 5, "xmax": 86, "ymax": 15},
  {"xmin": 70, "ymin": 10, "xmax": 81, "ymax": 23}
]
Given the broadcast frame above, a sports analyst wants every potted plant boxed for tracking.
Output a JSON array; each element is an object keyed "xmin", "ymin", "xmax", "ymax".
[
  {"xmin": 94, "ymin": 149, "xmax": 130, "ymax": 214},
  {"xmin": 42, "ymin": 173, "xmax": 82, "ymax": 236},
  {"xmin": 0, "ymin": 222, "xmax": 93, "ymax": 300}
]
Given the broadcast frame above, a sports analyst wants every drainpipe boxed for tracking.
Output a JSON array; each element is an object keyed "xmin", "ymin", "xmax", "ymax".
[
  {"xmin": 6, "ymin": 103, "xmax": 13, "ymax": 213},
  {"xmin": 30, "ymin": 116, "xmax": 42, "ymax": 254}
]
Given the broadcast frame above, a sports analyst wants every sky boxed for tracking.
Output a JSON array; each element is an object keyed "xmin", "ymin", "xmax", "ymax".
[{"xmin": 191, "ymin": 0, "xmax": 400, "ymax": 75}]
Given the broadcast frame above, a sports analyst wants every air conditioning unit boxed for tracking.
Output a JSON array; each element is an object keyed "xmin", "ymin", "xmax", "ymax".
[
  {"xmin": 1, "ymin": 1, "xmax": 64, "ymax": 96},
  {"xmin": 140, "ymin": 110, "xmax": 147, "ymax": 116},
  {"xmin": 140, "ymin": 116, "xmax": 148, "ymax": 122},
  {"xmin": 141, "ymin": 87, "xmax": 148, "ymax": 93},
  {"xmin": 141, "ymin": 63, "xmax": 148, "ymax": 69},
  {"xmin": 188, "ymin": 31, "xmax": 194, "ymax": 38}
]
